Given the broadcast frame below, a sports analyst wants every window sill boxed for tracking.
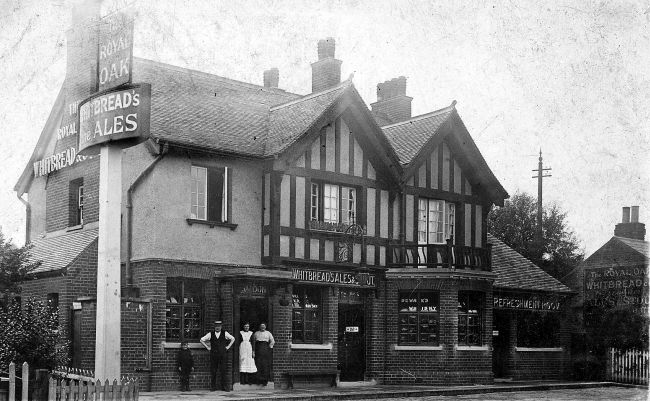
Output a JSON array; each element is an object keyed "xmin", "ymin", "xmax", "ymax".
[
  {"xmin": 290, "ymin": 343, "xmax": 332, "ymax": 350},
  {"xmin": 186, "ymin": 218, "xmax": 238, "ymax": 230},
  {"xmin": 66, "ymin": 224, "xmax": 83, "ymax": 232},
  {"xmin": 162, "ymin": 341, "xmax": 207, "ymax": 350},
  {"xmin": 456, "ymin": 345, "xmax": 489, "ymax": 351},
  {"xmin": 392, "ymin": 344, "xmax": 443, "ymax": 351},
  {"xmin": 515, "ymin": 347, "xmax": 564, "ymax": 352}
]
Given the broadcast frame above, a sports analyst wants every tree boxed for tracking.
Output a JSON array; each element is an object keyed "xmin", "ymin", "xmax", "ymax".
[
  {"xmin": 487, "ymin": 192, "xmax": 584, "ymax": 280},
  {"xmin": 0, "ymin": 298, "xmax": 70, "ymax": 370},
  {"xmin": 0, "ymin": 232, "xmax": 40, "ymax": 306},
  {"xmin": 0, "ymin": 230, "xmax": 68, "ymax": 369}
]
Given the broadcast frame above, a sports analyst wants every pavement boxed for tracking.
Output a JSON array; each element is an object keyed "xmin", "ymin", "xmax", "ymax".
[{"xmin": 138, "ymin": 381, "xmax": 648, "ymax": 401}]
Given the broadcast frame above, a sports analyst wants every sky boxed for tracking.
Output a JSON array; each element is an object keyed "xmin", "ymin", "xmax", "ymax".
[{"xmin": 1, "ymin": 0, "xmax": 649, "ymax": 257}]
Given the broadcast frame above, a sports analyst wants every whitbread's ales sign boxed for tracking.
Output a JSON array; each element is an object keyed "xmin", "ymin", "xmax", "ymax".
[
  {"xmin": 98, "ymin": 13, "xmax": 134, "ymax": 92},
  {"xmin": 78, "ymin": 84, "xmax": 151, "ymax": 154}
]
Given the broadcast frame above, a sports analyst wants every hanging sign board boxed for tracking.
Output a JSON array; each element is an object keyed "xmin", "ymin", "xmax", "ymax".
[
  {"xmin": 97, "ymin": 13, "xmax": 134, "ymax": 92},
  {"xmin": 78, "ymin": 84, "xmax": 151, "ymax": 155}
]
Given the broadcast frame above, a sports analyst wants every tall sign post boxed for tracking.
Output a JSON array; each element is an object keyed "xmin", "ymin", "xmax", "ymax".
[{"xmin": 77, "ymin": 12, "xmax": 149, "ymax": 380}]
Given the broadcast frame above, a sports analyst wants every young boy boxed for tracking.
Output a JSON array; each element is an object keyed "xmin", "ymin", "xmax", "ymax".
[{"xmin": 176, "ymin": 341, "xmax": 194, "ymax": 391}]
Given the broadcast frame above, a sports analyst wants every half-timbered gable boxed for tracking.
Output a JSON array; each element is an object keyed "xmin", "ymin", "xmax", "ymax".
[{"xmin": 262, "ymin": 81, "xmax": 402, "ymax": 267}]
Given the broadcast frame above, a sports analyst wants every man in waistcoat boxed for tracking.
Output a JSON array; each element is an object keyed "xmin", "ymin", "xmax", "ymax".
[{"xmin": 200, "ymin": 320, "xmax": 235, "ymax": 391}]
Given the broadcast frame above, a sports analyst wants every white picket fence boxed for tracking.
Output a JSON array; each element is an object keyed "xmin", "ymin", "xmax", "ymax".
[{"xmin": 607, "ymin": 348, "xmax": 649, "ymax": 385}]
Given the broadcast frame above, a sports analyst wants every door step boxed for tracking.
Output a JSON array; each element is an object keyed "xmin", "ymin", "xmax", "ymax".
[
  {"xmin": 233, "ymin": 382, "xmax": 275, "ymax": 391},
  {"xmin": 337, "ymin": 380, "xmax": 377, "ymax": 387}
]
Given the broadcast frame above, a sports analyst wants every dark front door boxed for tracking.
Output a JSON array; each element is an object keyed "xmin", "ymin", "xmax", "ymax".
[
  {"xmin": 338, "ymin": 304, "xmax": 365, "ymax": 381},
  {"xmin": 492, "ymin": 310, "xmax": 510, "ymax": 378},
  {"xmin": 239, "ymin": 298, "xmax": 269, "ymax": 333},
  {"xmin": 71, "ymin": 308, "xmax": 82, "ymax": 368}
]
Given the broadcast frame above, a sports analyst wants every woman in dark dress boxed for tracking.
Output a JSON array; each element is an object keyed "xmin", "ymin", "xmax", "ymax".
[{"xmin": 253, "ymin": 322, "xmax": 275, "ymax": 385}]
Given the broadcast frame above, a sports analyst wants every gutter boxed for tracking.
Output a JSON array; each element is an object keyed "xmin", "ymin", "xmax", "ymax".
[
  {"xmin": 125, "ymin": 142, "xmax": 168, "ymax": 294},
  {"xmin": 16, "ymin": 195, "xmax": 31, "ymax": 244}
]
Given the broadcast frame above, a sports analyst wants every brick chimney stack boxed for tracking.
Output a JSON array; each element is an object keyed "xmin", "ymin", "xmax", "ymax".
[
  {"xmin": 67, "ymin": 0, "xmax": 102, "ymax": 93},
  {"xmin": 263, "ymin": 68, "xmax": 279, "ymax": 88},
  {"xmin": 311, "ymin": 37, "xmax": 342, "ymax": 93},
  {"xmin": 370, "ymin": 76, "xmax": 413, "ymax": 124},
  {"xmin": 614, "ymin": 206, "xmax": 646, "ymax": 240}
]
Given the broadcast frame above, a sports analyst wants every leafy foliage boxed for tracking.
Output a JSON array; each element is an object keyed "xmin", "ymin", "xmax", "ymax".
[
  {"xmin": 488, "ymin": 192, "xmax": 584, "ymax": 280},
  {"xmin": 0, "ymin": 231, "xmax": 40, "ymax": 305},
  {"xmin": 0, "ymin": 229, "xmax": 68, "ymax": 369},
  {"xmin": 0, "ymin": 298, "xmax": 70, "ymax": 370}
]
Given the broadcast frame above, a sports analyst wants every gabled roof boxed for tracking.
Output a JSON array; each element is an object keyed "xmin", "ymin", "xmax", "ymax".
[
  {"xmin": 615, "ymin": 236, "xmax": 649, "ymax": 258},
  {"xmin": 267, "ymin": 80, "xmax": 352, "ymax": 156},
  {"xmin": 132, "ymin": 58, "xmax": 301, "ymax": 157},
  {"xmin": 489, "ymin": 233, "xmax": 573, "ymax": 293},
  {"xmin": 382, "ymin": 105, "xmax": 454, "ymax": 164},
  {"xmin": 28, "ymin": 228, "xmax": 98, "ymax": 274}
]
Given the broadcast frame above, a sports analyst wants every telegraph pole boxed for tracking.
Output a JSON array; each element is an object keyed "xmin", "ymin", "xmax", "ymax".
[{"xmin": 531, "ymin": 149, "xmax": 551, "ymax": 258}]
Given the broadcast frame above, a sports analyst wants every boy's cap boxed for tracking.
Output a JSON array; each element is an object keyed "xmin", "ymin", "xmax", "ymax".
[{"xmin": 214, "ymin": 320, "xmax": 223, "ymax": 325}]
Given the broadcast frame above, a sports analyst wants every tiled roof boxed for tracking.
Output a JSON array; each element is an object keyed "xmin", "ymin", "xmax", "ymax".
[
  {"xmin": 266, "ymin": 81, "xmax": 351, "ymax": 156},
  {"xmin": 615, "ymin": 236, "xmax": 649, "ymax": 258},
  {"xmin": 381, "ymin": 107, "xmax": 454, "ymax": 164},
  {"xmin": 489, "ymin": 234, "xmax": 572, "ymax": 293},
  {"xmin": 132, "ymin": 58, "xmax": 300, "ymax": 157},
  {"xmin": 28, "ymin": 228, "xmax": 98, "ymax": 274}
]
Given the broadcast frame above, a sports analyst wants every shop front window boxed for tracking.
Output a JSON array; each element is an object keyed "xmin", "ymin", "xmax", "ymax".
[
  {"xmin": 166, "ymin": 278, "xmax": 204, "ymax": 342},
  {"xmin": 292, "ymin": 286, "xmax": 322, "ymax": 343},
  {"xmin": 398, "ymin": 291, "xmax": 439, "ymax": 345},
  {"xmin": 517, "ymin": 311, "xmax": 560, "ymax": 347},
  {"xmin": 458, "ymin": 291, "xmax": 483, "ymax": 346}
]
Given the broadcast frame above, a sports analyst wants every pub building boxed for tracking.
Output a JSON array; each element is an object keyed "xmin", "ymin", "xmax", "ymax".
[{"xmin": 14, "ymin": 2, "xmax": 574, "ymax": 391}]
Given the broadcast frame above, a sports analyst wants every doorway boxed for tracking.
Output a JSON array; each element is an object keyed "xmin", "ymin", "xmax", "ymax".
[
  {"xmin": 239, "ymin": 298, "xmax": 269, "ymax": 332},
  {"xmin": 337, "ymin": 303, "xmax": 365, "ymax": 381},
  {"xmin": 492, "ymin": 310, "xmax": 511, "ymax": 379}
]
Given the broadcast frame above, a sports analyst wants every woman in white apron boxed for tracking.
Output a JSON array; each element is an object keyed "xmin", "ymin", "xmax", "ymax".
[{"xmin": 239, "ymin": 322, "xmax": 257, "ymax": 384}]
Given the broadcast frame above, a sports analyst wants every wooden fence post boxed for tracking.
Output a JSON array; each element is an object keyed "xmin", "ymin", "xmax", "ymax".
[
  {"xmin": 21, "ymin": 362, "xmax": 28, "ymax": 401},
  {"xmin": 47, "ymin": 377, "xmax": 56, "ymax": 401},
  {"xmin": 8, "ymin": 362, "xmax": 15, "ymax": 401}
]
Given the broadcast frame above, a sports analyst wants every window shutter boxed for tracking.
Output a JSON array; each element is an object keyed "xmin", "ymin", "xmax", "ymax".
[{"xmin": 207, "ymin": 168, "xmax": 224, "ymax": 222}]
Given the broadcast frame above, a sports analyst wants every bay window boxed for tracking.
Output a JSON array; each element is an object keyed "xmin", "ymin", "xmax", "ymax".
[
  {"xmin": 458, "ymin": 291, "xmax": 483, "ymax": 346},
  {"xmin": 398, "ymin": 291, "xmax": 440, "ymax": 345}
]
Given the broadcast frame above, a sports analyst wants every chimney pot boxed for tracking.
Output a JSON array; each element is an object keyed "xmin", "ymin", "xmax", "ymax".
[
  {"xmin": 263, "ymin": 68, "xmax": 279, "ymax": 88},
  {"xmin": 311, "ymin": 38, "xmax": 341, "ymax": 92},
  {"xmin": 631, "ymin": 206, "xmax": 639, "ymax": 223},
  {"xmin": 371, "ymin": 76, "xmax": 413, "ymax": 124},
  {"xmin": 622, "ymin": 207, "xmax": 631, "ymax": 223},
  {"xmin": 317, "ymin": 37, "xmax": 336, "ymax": 60}
]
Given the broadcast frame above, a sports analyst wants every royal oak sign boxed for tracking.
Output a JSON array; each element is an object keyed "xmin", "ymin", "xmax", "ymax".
[{"xmin": 98, "ymin": 13, "xmax": 134, "ymax": 92}]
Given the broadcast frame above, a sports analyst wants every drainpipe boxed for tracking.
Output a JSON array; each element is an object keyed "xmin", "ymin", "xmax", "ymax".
[
  {"xmin": 16, "ymin": 195, "xmax": 31, "ymax": 244},
  {"xmin": 125, "ymin": 143, "xmax": 167, "ymax": 296}
]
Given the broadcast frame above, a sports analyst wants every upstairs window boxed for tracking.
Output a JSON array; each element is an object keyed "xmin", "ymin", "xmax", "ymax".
[
  {"xmin": 458, "ymin": 291, "xmax": 484, "ymax": 346},
  {"xmin": 190, "ymin": 166, "xmax": 229, "ymax": 222},
  {"xmin": 418, "ymin": 199, "xmax": 455, "ymax": 244},
  {"xmin": 69, "ymin": 178, "xmax": 84, "ymax": 226},
  {"xmin": 311, "ymin": 182, "xmax": 356, "ymax": 226}
]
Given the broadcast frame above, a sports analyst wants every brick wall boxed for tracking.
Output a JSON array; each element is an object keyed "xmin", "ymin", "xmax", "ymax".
[
  {"xmin": 44, "ymin": 158, "xmax": 100, "ymax": 233},
  {"xmin": 379, "ymin": 277, "xmax": 493, "ymax": 385}
]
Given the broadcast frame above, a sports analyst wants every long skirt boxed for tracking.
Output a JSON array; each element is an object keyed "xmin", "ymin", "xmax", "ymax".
[{"xmin": 255, "ymin": 341, "xmax": 272, "ymax": 384}]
